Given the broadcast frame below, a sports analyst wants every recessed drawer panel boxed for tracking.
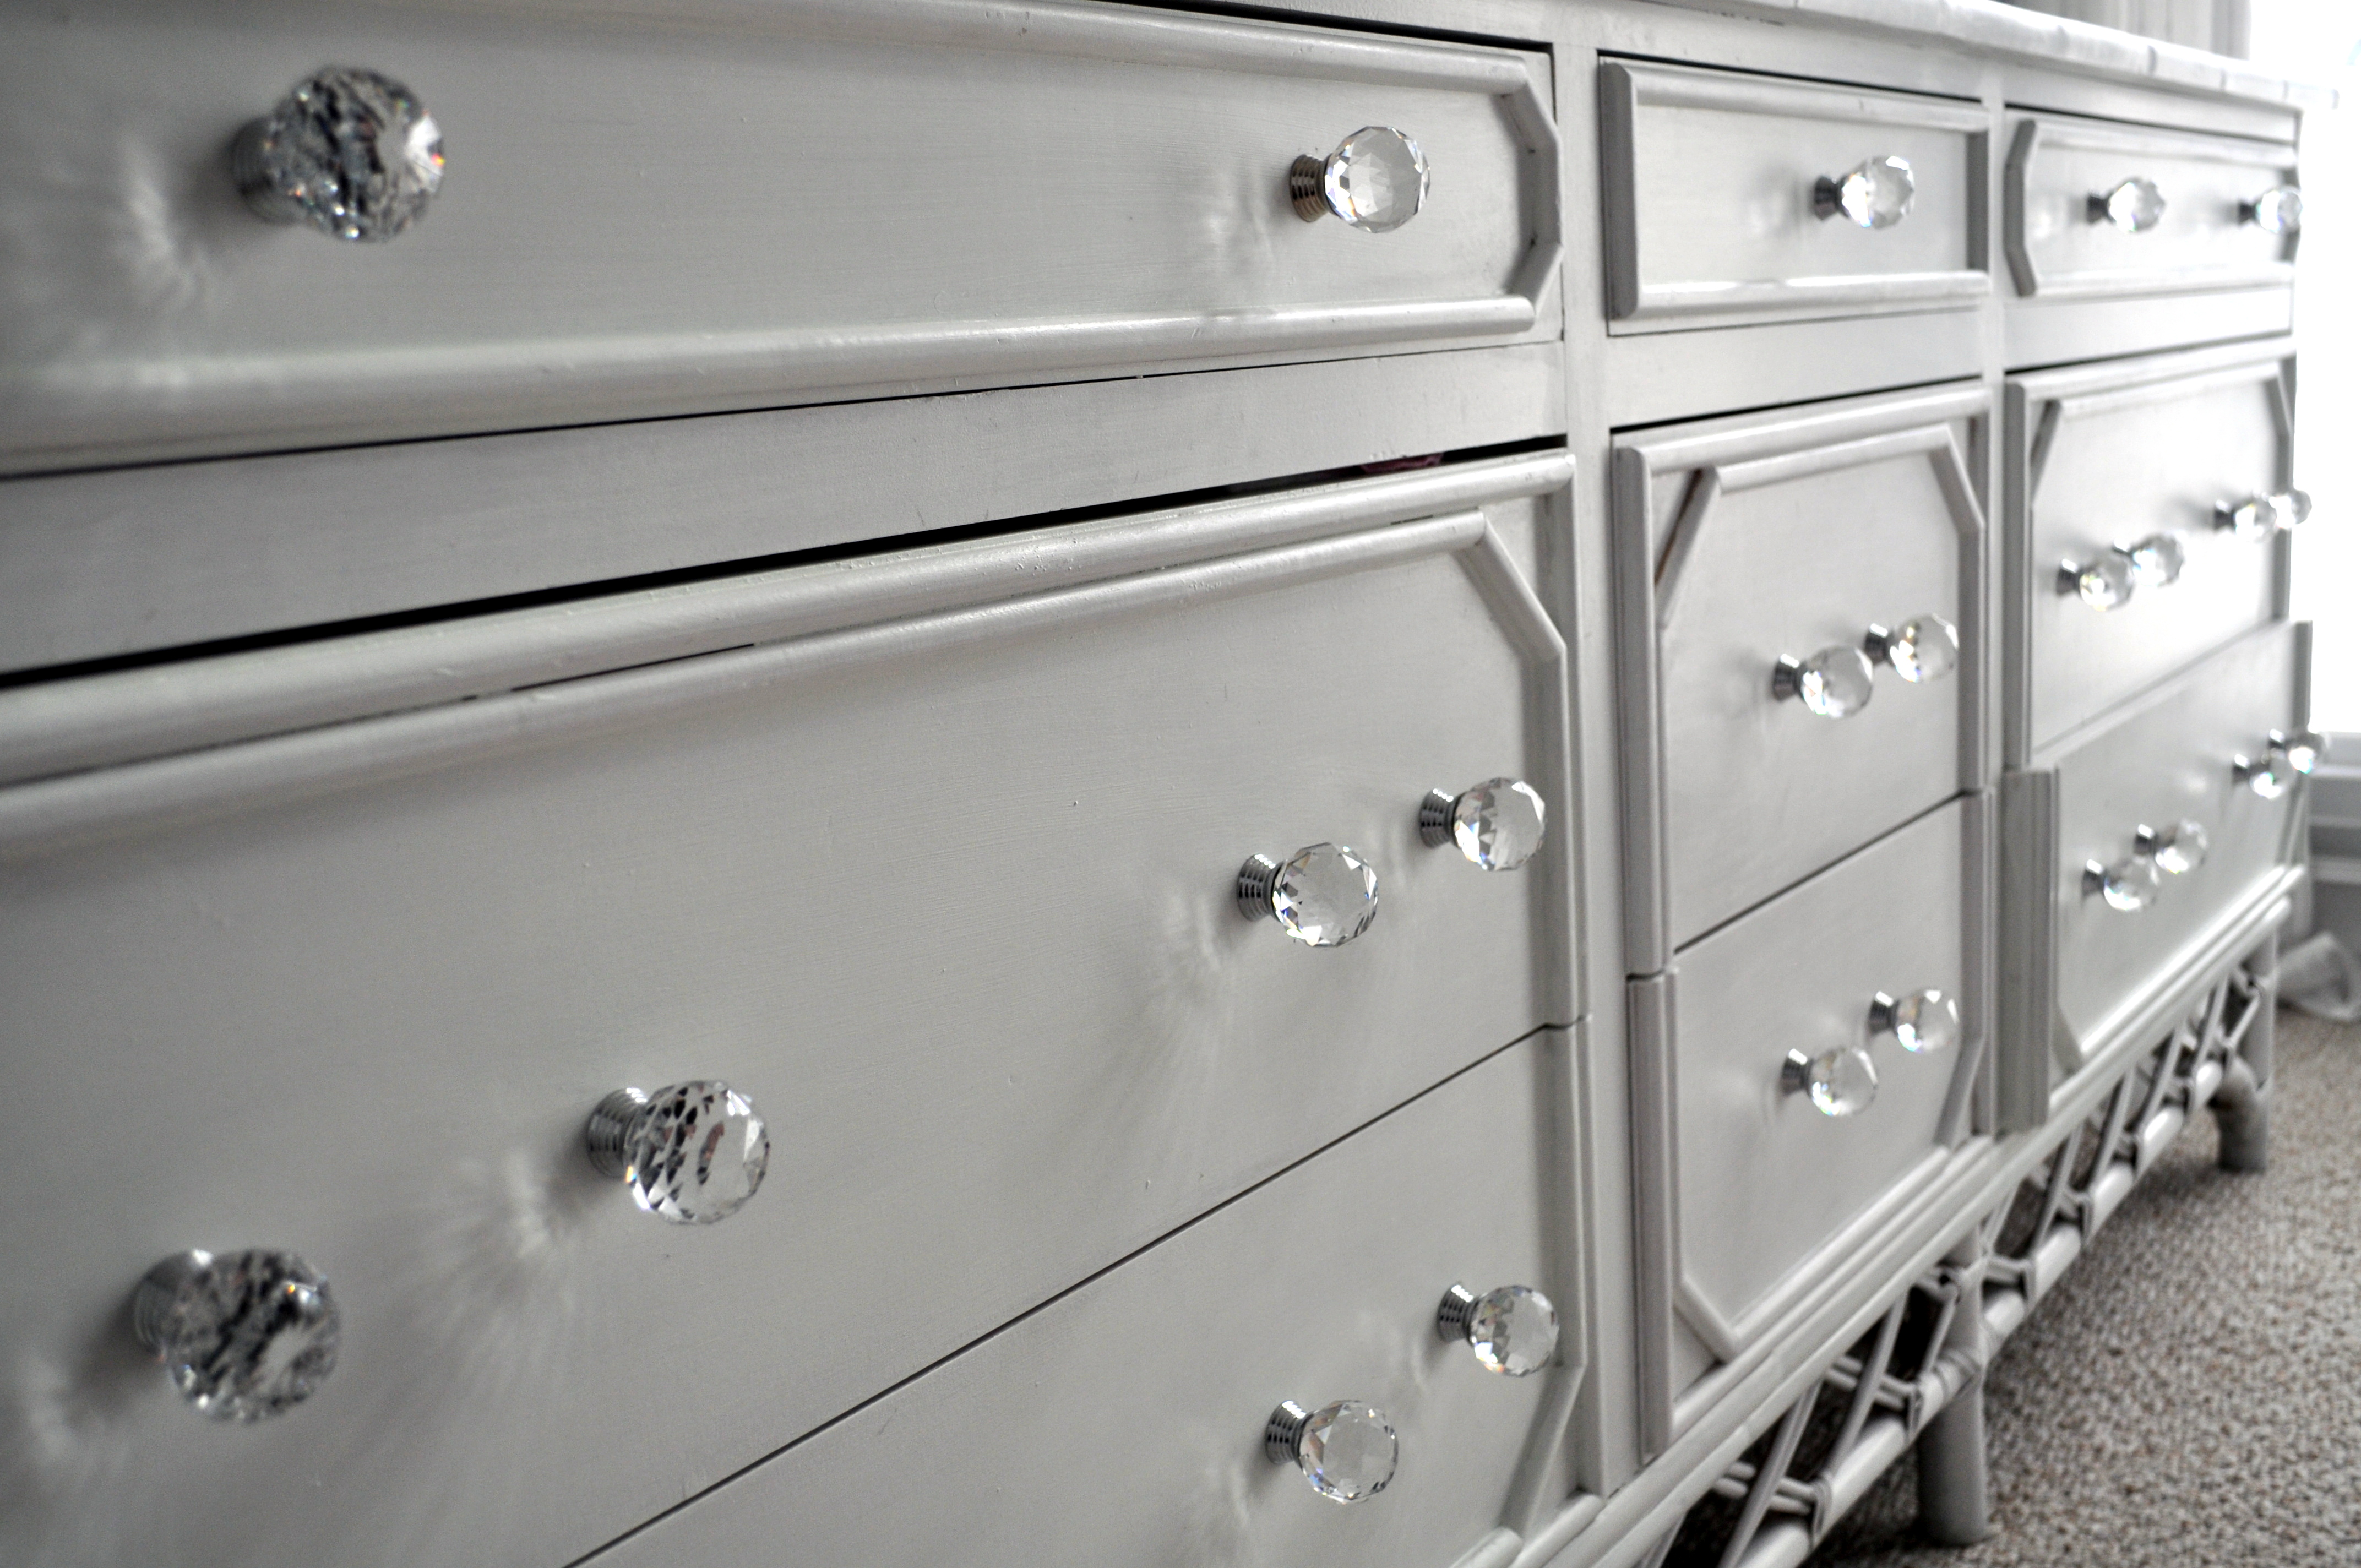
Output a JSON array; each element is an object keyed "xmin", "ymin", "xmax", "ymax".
[
  {"xmin": 2003, "ymin": 110, "xmax": 2297, "ymax": 303},
  {"xmin": 0, "ymin": 462, "xmax": 1574, "ymax": 1567},
  {"xmin": 2006, "ymin": 340, "xmax": 2293, "ymax": 760},
  {"xmin": 589, "ymin": 1037, "xmax": 1572, "ymax": 1568},
  {"xmin": 1600, "ymin": 61, "xmax": 1988, "ymax": 331},
  {"xmin": 1633, "ymin": 800, "xmax": 1979, "ymax": 1428},
  {"xmin": 0, "ymin": 1, "xmax": 1559, "ymax": 474},
  {"xmin": 2029, "ymin": 624, "xmax": 2304, "ymax": 1069},
  {"xmin": 1614, "ymin": 385, "xmax": 1987, "ymax": 965}
]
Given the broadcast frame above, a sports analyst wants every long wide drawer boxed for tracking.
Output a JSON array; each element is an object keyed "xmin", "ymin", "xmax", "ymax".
[
  {"xmin": 0, "ymin": 0, "xmax": 1559, "ymax": 473},
  {"xmin": 2005, "ymin": 623, "xmax": 2306, "ymax": 1086},
  {"xmin": 2003, "ymin": 109, "xmax": 2298, "ymax": 303},
  {"xmin": 0, "ymin": 461, "xmax": 1574, "ymax": 1566},
  {"xmin": 1632, "ymin": 799, "xmax": 1979, "ymax": 1433},
  {"xmin": 584, "ymin": 1036, "xmax": 1574, "ymax": 1568},
  {"xmin": 2006, "ymin": 339, "xmax": 2295, "ymax": 761},
  {"xmin": 1599, "ymin": 61, "xmax": 1988, "ymax": 331},
  {"xmin": 1613, "ymin": 384, "xmax": 1987, "ymax": 966}
]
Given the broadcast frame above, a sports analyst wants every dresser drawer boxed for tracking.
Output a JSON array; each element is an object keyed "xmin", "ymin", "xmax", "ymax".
[
  {"xmin": 1600, "ymin": 61, "xmax": 1988, "ymax": 331},
  {"xmin": 1613, "ymin": 385, "xmax": 1986, "ymax": 966},
  {"xmin": 2005, "ymin": 340, "xmax": 2293, "ymax": 761},
  {"xmin": 1635, "ymin": 799, "xmax": 1977, "ymax": 1421},
  {"xmin": 2003, "ymin": 110, "xmax": 2297, "ymax": 303},
  {"xmin": 588, "ymin": 1036, "xmax": 1571, "ymax": 1568},
  {"xmin": 0, "ymin": 0, "xmax": 1559, "ymax": 474},
  {"xmin": 0, "ymin": 464, "xmax": 1574, "ymax": 1567},
  {"xmin": 2005, "ymin": 624, "xmax": 2304, "ymax": 1084}
]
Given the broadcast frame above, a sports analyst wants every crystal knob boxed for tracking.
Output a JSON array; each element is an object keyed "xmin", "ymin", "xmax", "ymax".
[
  {"xmin": 1862, "ymin": 614, "xmax": 1959, "ymax": 684},
  {"xmin": 2242, "ymin": 185, "xmax": 2303, "ymax": 236},
  {"xmin": 2089, "ymin": 177, "xmax": 2167, "ymax": 232},
  {"xmin": 132, "ymin": 1249, "xmax": 340, "ymax": 1422},
  {"xmin": 1290, "ymin": 127, "xmax": 1428, "ymax": 233},
  {"xmin": 1265, "ymin": 1399, "xmax": 1397, "ymax": 1503},
  {"xmin": 231, "ymin": 67, "xmax": 444, "ymax": 241},
  {"xmin": 2215, "ymin": 490, "xmax": 2311, "ymax": 540},
  {"xmin": 2272, "ymin": 728, "xmax": 2329, "ymax": 776},
  {"xmin": 1419, "ymin": 779, "xmax": 1546, "ymax": 871},
  {"xmin": 1782, "ymin": 1046, "xmax": 1878, "ymax": 1117},
  {"xmin": 2134, "ymin": 819, "xmax": 2208, "ymax": 875},
  {"xmin": 1437, "ymin": 1282, "xmax": 1559, "ymax": 1375},
  {"xmin": 585, "ymin": 1081, "xmax": 770, "ymax": 1224},
  {"xmin": 2057, "ymin": 551, "xmax": 2138, "ymax": 611},
  {"xmin": 2123, "ymin": 533, "xmax": 2187, "ymax": 589},
  {"xmin": 1869, "ymin": 989, "xmax": 1960, "ymax": 1054},
  {"xmin": 2085, "ymin": 854, "xmax": 2160, "ymax": 912},
  {"xmin": 1814, "ymin": 155, "xmax": 1915, "ymax": 229},
  {"xmin": 1237, "ymin": 843, "xmax": 1380, "ymax": 946},
  {"xmin": 2233, "ymin": 747, "xmax": 2297, "ymax": 800},
  {"xmin": 1772, "ymin": 646, "xmax": 1875, "ymax": 718}
]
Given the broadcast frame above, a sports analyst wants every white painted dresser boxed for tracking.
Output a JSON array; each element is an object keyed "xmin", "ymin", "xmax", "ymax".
[{"xmin": 0, "ymin": 3, "xmax": 2324, "ymax": 1566}]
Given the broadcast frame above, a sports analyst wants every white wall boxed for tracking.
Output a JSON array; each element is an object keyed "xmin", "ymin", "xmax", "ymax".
[{"xmin": 2251, "ymin": 3, "xmax": 2361, "ymax": 726}]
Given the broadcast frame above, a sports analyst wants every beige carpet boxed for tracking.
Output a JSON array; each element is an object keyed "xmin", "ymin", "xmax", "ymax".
[{"xmin": 1809, "ymin": 1008, "xmax": 2361, "ymax": 1567}]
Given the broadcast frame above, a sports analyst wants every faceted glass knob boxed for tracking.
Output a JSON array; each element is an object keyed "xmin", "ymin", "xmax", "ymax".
[
  {"xmin": 2123, "ymin": 533, "xmax": 2187, "ymax": 590},
  {"xmin": 1772, "ymin": 647, "xmax": 1875, "ymax": 718},
  {"xmin": 2090, "ymin": 177, "xmax": 2167, "ymax": 232},
  {"xmin": 2216, "ymin": 490, "xmax": 2311, "ymax": 540},
  {"xmin": 1419, "ymin": 779, "xmax": 1546, "ymax": 871},
  {"xmin": 2243, "ymin": 185, "xmax": 2303, "ymax": 236},
  {"xmin": 1782, "ymin": 1046, "xmax": 1878, "ymax": 1117},
  {"xmin": 1437, "ymin": 1282, "xmax": 1559, "ymax": 1376},
  {"xmin": 2136, "ymin": 819, "xmax": 2210, "ymax": 875},
  {"xmin": 1290, "ymin": 127, "xmax": 1429, "ymax": 233},
  {"xmin": 1265, "ymin": 1399, "xmax": 1397, "ymax": 1503},
  {"xmin": 231, "ymin": 67, "xmax": 444, "ymax": 241},
  {"xmin": 1814, "ymin": 156, "xmax": 1916, "ymax": 229},
  {"xmin": 2234, "ymin": 748, "xmax": 2296, "ymax": 800},
  {"xmin": 1237, "ymin": 843, "xmax": 1380, "ymax": 946},
  {"xmin": 1870, "ymin": 989, "xmax": 1960, "ymax": 1054},
  {"xmin": 586, "ymin": 1082, "xmax": 770, "ymax": 1224},
  {"xmin": 2085, "ymin": 855, "xmax": 2161, "ymax": 912},
  {"xmin": 2273, "ymin": 728, "xmax": 2329, "ymax": 776},
  {"xmin": 2058, "ymin": 551, "xmax": 2137, "ymax": 611},
  {"xmin": 1863, "ymin": 614, "xmax": 1959, "ymax": 684},
  {"xmin": 132, "ymin": 1250, "xmax": 339, "ymax": 1422}
]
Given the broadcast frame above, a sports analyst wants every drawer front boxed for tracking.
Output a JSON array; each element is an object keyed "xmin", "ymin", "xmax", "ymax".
[
  {"xmin": 1658, "ymin": 801, "xmax": 1973, "ymax": 1386},
  {"xmin": 1614, "ymin": 386, "xmax": 1986, "ymax": 963},
  {"xmin": 0, "ymin": 1, "xmax": 1559, "ymax": 474},
  {"xmin": 2003, "ymin": 111, "xmax": 2297, "ymax": 302},
  {"xmin": 586, "ymin": 1037, "xmax": 1570, "ymax": 1568},
  {"xmin": 2008, "ymin": 341, "xmax": 2292, "ymax": 760},
  {"xmin": 2046, "ymin": 625, "xmax": 2303, "ymax": 1060},
  {"xmin": 0, "ymin": 472, "xmax": 1573, "ymax": 1566},
  {"xmin": 1601, "ymin": 62, "xmax": 1988, "ymax": 331}
]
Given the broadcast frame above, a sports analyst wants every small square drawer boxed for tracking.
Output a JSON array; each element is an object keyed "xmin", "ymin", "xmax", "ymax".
[
  {"xmin": 2000, "ymin": 623, "xmax": 2308, "ymax": 1110},
  {"xmin": 1599, "ymin": 61, "xmax": 1989, "ymax": 331},
  {"xmin": 1629, "ymin": 799, "xmax": 1982, "ymax": 1440},
  {"xmin": 2003, "ymin": 110, "xmax": 2298, "ymax": 303},
  {"xmin": 0, "ymin": 1, "xmax": 1559, "ymax": 473},
  {"xmin": 0, "ymin": 460, "xmax": 1574, "ymax": 1567},
  {"xmin": 1613, "ymin": 384, "xmax": 1987, "ymax": 967},
  {"xmin": 578, "ymin": 1037, "xmax": 1573, "ymax": 1568},
  {"xmin": 2005, "ymin": 339, "xmax": 2294, "ymax": 761}
]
